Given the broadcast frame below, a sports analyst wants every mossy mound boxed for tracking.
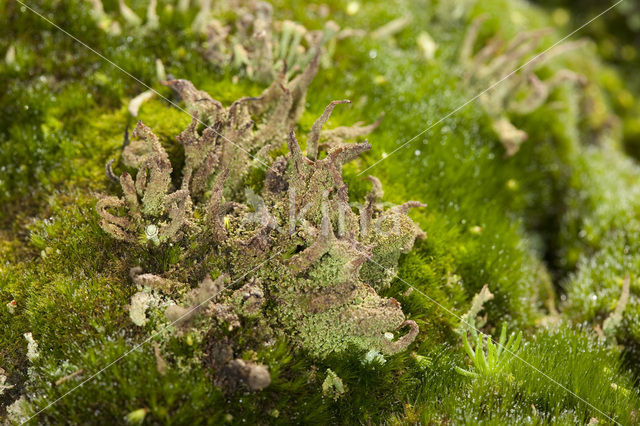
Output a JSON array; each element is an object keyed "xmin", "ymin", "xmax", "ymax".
[{"xmin": 2, "ymin": 0, "xmax": 640, "ymax": 424}]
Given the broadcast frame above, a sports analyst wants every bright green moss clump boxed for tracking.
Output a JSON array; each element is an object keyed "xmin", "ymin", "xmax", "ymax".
[{"xmin": 3, "ymin": 0, "xmax": 640, "ymax": 423}]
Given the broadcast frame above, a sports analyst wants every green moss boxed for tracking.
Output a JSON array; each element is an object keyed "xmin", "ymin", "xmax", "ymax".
[
  {"xmin": 411, "ymin": 328, "xmax": 639, "ymax": 424},
  {"xmin": 26, "ymin": 338, "xmax": 226, "ymax": 425}
]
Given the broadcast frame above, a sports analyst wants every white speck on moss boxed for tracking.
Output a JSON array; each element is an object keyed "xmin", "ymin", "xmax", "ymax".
[
  {"xmin": 346, "ymin": 2, "xmax": 360, "ymax": 15},
  {"xmin": 417, "ymin": 31, "xmax": 438, "ymax": 61},
  {"xmin": 128, "ymin": 90, "xmax": 155, "ymax": 118},
  {"xmin": 125, "ymin": 407, "xmax": 148, "ymax": 424},
  {"xmin": 4, "ymin": 45, "xmax": 15, "ymax": 66}
]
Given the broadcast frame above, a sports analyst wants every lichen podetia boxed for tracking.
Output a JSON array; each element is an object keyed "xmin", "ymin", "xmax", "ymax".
[{"xmin": 96, "ymin": 51, "xmax": 424, "ymax": 389}]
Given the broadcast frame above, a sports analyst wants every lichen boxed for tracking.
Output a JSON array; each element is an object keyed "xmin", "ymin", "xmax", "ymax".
[
  {"xmin": 97, "ymin": 121, "xmax": 193, "ymax": 245},
  {"xmin": 24, "ymin": 332, "xmax": 40, "ymax": 362},
  {"xmin": 321, "ymin": 368, "xmax": 345, "ymax": 400},
  {"xmin": 5, "ymin": 396, "xmax": 30, "ymax": 424},
  {"xmin": 198, "ymin": 0, "xmax": 342, "ymax": 83},
  {"xmin": 128, "ymin": 290, "xmax": 154, "ymax": 327},
  {"xmin": 0, "ymin": 367, "xmax": 13, "ymax": 396},
  {"xmin": 456, "ymin": 283, "xmax": 494, "ymax": 336},
  {"xmin": 87, "ymin": 0, "xmax": 348, "ymax": 84},
  {"xmin": 96, "ymin": 47, "xmax": 423, "ymax": 369},
  {"xmin": 460, "ymin": 15, "xmax": 586, "ymax": 156}
]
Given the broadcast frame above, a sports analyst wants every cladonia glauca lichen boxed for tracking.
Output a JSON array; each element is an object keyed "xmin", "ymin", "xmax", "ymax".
[{"xmin": 96, "ymin": 7, "xmax": 425, "ymax": 392}]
